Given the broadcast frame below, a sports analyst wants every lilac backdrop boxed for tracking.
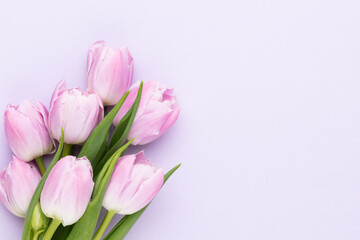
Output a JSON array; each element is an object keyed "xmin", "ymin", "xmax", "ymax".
[{"xmin": 1, "ymin": 0, "xmax": 360, "ymax": 239}]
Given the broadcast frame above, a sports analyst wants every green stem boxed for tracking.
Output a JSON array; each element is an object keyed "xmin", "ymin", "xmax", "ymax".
[
  {"xmin": 43, "ymin": 219, "xmax": 61, "ymax": 240},
  {"xmin": 32, "ymin": 229, "xmax": 46, "ymax": 240},
  {"xmin": 35, "ymin": 157, "xmax": 46, "ymax": 176},
  {"xmin": 92, "ymin": 211, "xmax": 116, "ymax": 240},
  {"xmin": 62, "ymin": 143, "xmax": 73, "ymax": 157}
]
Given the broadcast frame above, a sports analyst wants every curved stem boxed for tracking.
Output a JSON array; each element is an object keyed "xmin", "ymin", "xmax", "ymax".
[
  {"xmin": 35, "ymin": 157, "xmax": 46, "ymax": 176},
  {"xmin": 43, "ymin": 219, "xmax": 61, "ymax": 240},
  {"xmin": 62, "ymin": 143, "xmax": 73, "ymax": 157},
  {"xmin": 92, "ymin": 211, "xmax": 116, "ymax": 240}
]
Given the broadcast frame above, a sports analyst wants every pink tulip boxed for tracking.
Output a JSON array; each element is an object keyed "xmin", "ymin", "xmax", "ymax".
[
  {"xmin": 102, "ymin": 152, "xmax": 164, "ymax": 215},
  {"xmin": 87, "ymin": 41, "xmax": 134, "ymax": 106},
  {"xmin": 40, "ymin": 156, "xmax": 94, "ymax": 226},
  {"xmin": 0, "ymin": 156, "xmax": 41, "ymax": 217},
  {"xmin": 4, "ymin": 100, "xmax": 55, "ymax": 162},
  {"xmin": 113, "ymin": 81, "xmax": 180, "ymax": 145},
  {"xmin": 48, "ymin": 80, "xmax": 104, "ymax": 144}
]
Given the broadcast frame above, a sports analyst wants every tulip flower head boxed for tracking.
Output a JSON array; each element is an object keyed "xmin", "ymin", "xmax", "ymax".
[
  {"xmin": 40, "ymin": 156, "xmax": 94, "ymax": 226},
  {"xmin": 48, "ymin": 80, "xmax": 104, "ymax": 144},
  {"xmin": 113, "ymin": 81, "xmax": 180, "ymax": 145},
  {"xmin": 0, "ymin": 156, "xmax": 42, "ymax": 217},
  {"xmin": 4, "ymin": 100, "xmax": 55, "ymax": 162},
  {"xmin": 103, "ymin": 152, "xmax": 164, "ymax": 215},
  {"xmin": 87, "ymin": 40, "xmax": 134, "ymax": 106}
]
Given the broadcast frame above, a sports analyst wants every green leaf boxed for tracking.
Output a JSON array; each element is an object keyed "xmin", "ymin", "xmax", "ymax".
[
  {"xmin": 78, "ymin": 91, "xmax": 129, "ymax": 167},
  {"xmin": 66, "ymin": 140, "xmax": 134, "ymax": 240},
  {"xmin": 94, "ymin": 82, "xmax": 143, "ymax": 176},
  {"xmin": 22, "ymin": 130, "xmax": 65, "ymax": 240},
  {"xmin": 103, "ymin": 163, "xmax": 181, "ymax": 240},
  {"xmin": 109, "ymin": 81, "xmax": 143, "ymax": 149},
  {"xmin": 93, "ymin": 131, "xmax": 110, "ymax": 164}
]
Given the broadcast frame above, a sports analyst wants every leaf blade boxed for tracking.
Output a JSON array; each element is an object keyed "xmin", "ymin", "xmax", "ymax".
[{"xmin": 94, "ymin": 82, "xmax": 143, "ymax": 176}]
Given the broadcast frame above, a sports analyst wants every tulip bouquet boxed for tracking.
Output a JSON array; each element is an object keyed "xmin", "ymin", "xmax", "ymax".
[{"xmin": 0, "ymin": 41, "xmax": 180, "ymax": 240}]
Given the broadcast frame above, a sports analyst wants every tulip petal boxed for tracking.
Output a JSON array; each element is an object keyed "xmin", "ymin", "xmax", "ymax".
[
  {"xmin": 127, "ymin": 101, "xmax": 173, "ymax": 145},
  {"xmin": 114, "ymin": 80, "xmax": 179, "ymax": 145},
  {"xmin": 0, "ymin": 157, "xmax": 41, "ymax": 218},
  {"xmin": 102, "ymin": 163, "xmax": 181, "ymax": 240},
  {"xmin": 49, "ymin": 80, "xmax": 104, "ymax": 144},
  {"xmin": 40, "ymin": 156, "xmax": 94, "ymax": 226},
  {"xmin": 113, "ymin": 81, "xmax": 156, "ymax": 125},
  {"xmin": 120, "ymin": 169, "xmax": 164, "ymax": 215},
  {"xmin": 102, "ymin": 155, "xmax": 136, "ymax": 212},
  {"xmin": 87, "ymin": 41, "xmax": 133, "ymax": 106},
  {"xmin": 102, "ymin": 151, "xmax": 164, "ymax": 215},
  {"xmin": 4, "ymin": 99, "xmax": 55, "ymax": 161}
]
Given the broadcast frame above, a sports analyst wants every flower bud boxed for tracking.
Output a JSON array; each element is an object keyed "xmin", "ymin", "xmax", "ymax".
[
  {"xmin": 31, "ymin": 202, "xmax": 49, "ymax": 231},
  {"xmin": 48, "ymin": 80, "xmax": 104, "ymax": 144},
  {"xmin": 40, "ymin": 156, "xmax": 94, "ymax": 226},
  {"xmin": 0, "ymin": 156, "xmax": 42, "ymax": 217},
  {"xmin": 113, "ymin": 81, "xmax": 180, "ymax": 145},
  {"xmin": 87, "ymin": 40, "xmax": 134, "ymax": 106},
  {"xmin": 103, "ymin": 152, "xmax": 164, "ymax": 215},
  {"xmin": 4, "ymin": 100, "xmax": 55, "ymax": 161}
]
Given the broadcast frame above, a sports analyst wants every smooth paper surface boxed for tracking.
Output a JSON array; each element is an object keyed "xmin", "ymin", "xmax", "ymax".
[{"xmin": 0, "ymin": 0, "xmax": 360, "ymax": 239}]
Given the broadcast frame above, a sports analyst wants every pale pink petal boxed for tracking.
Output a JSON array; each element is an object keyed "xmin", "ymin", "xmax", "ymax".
[
  {"xmin": 48, "ymin": 81, "xmax": 104, "ymax": 144},
  {"xmin": 127, "ymin": 101, "xmax": 172, "ymax": 145},
  {"xmin": 121, "ymin": 169, "xmax": 164, "ymax": 214},
  {"xmin": 114, "ymin": 81, "xmax": 179, "ymax": 145},
  {"xmin": 87, "ymin": 41, "xmax": 133, "ymax": 106},
  {"xmin": 4, "ymin": 100, "xmax": 54, "ymax": 161},
  {"xmin": 40, "ymin": 156, "xmax": 94, "ymax": 226},
  {"xmin": 113, "ymin": 80, "xmax": 157, "ymax": 126},
  {"xmin": 102, "ymin": 155, "xmax": 136, "ymax": 211},
  {"xmin": 0, "ymin": 156, "xmax": 41, "ymax": 218},
  {"xmin": 102, "ymin": 152, "xmax": 164, "ymax": 215}
]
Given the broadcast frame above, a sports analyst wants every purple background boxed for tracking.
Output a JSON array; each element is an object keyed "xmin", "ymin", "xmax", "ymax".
[{"xmin": 1, "ymin": 0, "xmax": 360, "ymax": 239}]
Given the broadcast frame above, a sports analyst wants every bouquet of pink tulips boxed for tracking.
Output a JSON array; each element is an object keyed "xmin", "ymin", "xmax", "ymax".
[{"xmin": 0, "ymin": 41, "xmax": 180, "ymax": 240}]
